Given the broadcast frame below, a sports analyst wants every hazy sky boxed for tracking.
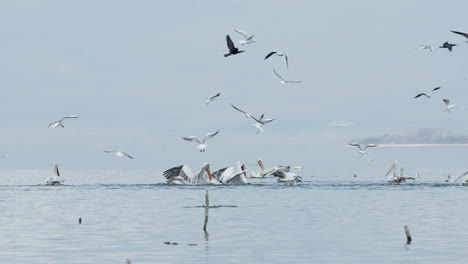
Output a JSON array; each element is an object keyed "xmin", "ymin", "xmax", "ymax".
[{"xmin": 2, "ymin": 1, "xmax": 468, "ymax": 174}]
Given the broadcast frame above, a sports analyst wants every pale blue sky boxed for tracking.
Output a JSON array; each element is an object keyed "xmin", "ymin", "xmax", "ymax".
[{"xmin": 1, "ymin": 1, "xmax": 468, "ymax": 174}]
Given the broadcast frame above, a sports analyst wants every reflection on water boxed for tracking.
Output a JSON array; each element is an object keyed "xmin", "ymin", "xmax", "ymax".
[{"xmin": 0, "ymin": 169, "xmax": 467, "ymax": 263}]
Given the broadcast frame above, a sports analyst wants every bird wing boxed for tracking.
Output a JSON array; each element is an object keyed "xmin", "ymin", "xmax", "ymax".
[
  {"xmin": 59, "ymin": 115, "xmax": 79, "ymax": 121},
  {"xmin": 285, "ymin": 80, "xmax": 302, "ymax": 83},
  {"xmin": 104, "ymin": 150, "xmax": 116, "ymax": 153},
  {"xmin": 234, "ymin": 29, "xmax": 249, "ymax": 39},
  {"xmin": 182, "ymin": 136, "xmax": 202, "ymax": 144},
  {"xmin": 212, "ymin": 167, "xmax": 228, "ymax": 181},
  {"xmin": 122, "ymin": 152, "xmax": 134, "ymax": 159},
  {"xmin": 226, "ymin": 35, "xmax": 235, "ymax": 52},
  {"xmin": 363, "ymin": 144, "xmax": 378, "ymax": 150},
  {"xmin": 231, "ymin": 104, "xmax": 248, "ymax": 115},
  {"xmin": 348, "ymin": 143, "xmax": 362, "ymax": 151},
  {"xmin": 273, "ymin": 68, "xmax": 285, "ymax": 81},
  {"xmin": 261, "ymin": 118, "xmax": 275, "ymax": 124},
  {"xmin": 163, "ymin": 165, "xmax": 189, "ymax": 181},
  {"xmin": 432, "ymin": 87, "xmax": 441, "ymax": 92},
  {"xmin": 386, "ymin": 161, "xmax": 398, "ymax": 177},
  {"xmin": 250, "ymin": 115, "xmax": 262, "ymax": 123},
  {"xmin": 443, "ymin": 99, "xmax": 450, "ymax": 106},
  {"xmin": 451, "ymin": 30, "xmax": 468, "ymax": 39},
  {"xmin": 202, "ymin": 130, "xmax": 219, "ymax": 143},
  {"xmin": 285, "ymin": 54, "xmax": 289, "ymax": 69},
  {"xmin": 209, "ymin": 93, "xmax": 221, "ymax": 100},
  {"xmin": 414, "ymin": 93, "xmax": 428, "ymax": 99},
  {"xmin": 264, "ymin": 51, "xmax": 277, "ymax": 60}
]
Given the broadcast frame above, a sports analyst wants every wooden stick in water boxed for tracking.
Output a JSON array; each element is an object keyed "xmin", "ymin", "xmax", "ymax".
[
  {"xmin": 203, "ymin": 190, "xmax": 209, "ymax": 231},
  {"xmin": 404, "ymin": 225, "xmax": 412, "ymax": 244}
]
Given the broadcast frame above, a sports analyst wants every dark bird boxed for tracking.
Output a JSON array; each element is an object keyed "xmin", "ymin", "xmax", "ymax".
[
  {"xmin": 450, "ymin": 30, "xmax": 468, "ymax": 42},
  {"xmin": 414, "ymin": 87, "xmax": 441, "ymax": 99},
  {"xmin": 224, "ymin": 35, "xmax": 245, "ymax": 57},
  {"xmin": 265, "ymin": 51, "xmax": 288, "ymax": 69},
  {"xmin": 439, "ymin": 41, "xmax": 457, "ymax": 52}
]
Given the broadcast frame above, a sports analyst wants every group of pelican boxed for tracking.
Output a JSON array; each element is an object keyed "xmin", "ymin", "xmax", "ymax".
[{"xmin": 163, "ymin": 159, "xmax": 302, "ymax": 185}]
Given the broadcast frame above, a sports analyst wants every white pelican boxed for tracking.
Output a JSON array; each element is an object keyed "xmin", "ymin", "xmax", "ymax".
[
  {"xmin": 213, "ymin": 161, "xmax": 248, "ymax": 184},
  {"xmin": 250, "ymin": 159, "xmax": 278, "ymax": 178},
  {"xmin": 49, "ymin": 115, "xmax": 79, "ymax": 128},
  {"xmin": 205, "ymin": 93, "xmax": 221, "ymax": 105},
  {"xmin": 265, "ymin": 51, "xmax": 288, "ymax": 69},
  {"xmin": 439, "ymin": 42, "xmax": 457, "ymax": 52},
  {"xmin": 163, "ymin": 163, "xmax": 220, "ymax": 185},
  {"xmin": 447, "ymin": 170, "xmax": 468, "ymax": 184},
  {"xmin": 385, "ymin": 161, "xmax": 417, "ymax": 184},
  {"xmin": 273, "ymin": 69, "xmax": 302, "ymax": 84},
  {"xmin": 271, "ymin": 165, "xmax": 302, "ymax": 185},
  {"xmin": 443, "ymin": 99, "xmax": 455, "ymax": 113},
  {"xmin": 450, "ymin": 30, "xmax": 468, "ymax": 43},
  {"xmin": 234, "ymin": 29, "xmax": 255, "ymax": 45},
  {"xmin": 224, "ymin": 35, "xmax": 245, "ymax": 57},
  {"xmin": 414, "ymin": 87, "xmax": 441, "ymax": 99},
  {"xmin": 419, "ymin": 45, "xmax": 433, "ymax": 52},
  {"xmin": 348, "ymin": 143, "xmax": 378, "ymax": 154},
  {"xmin": 182, "ymin": 130, "xmax": 219, "ymax": 152},
  {"xmin": 104, "ymin": 150, "xmax": 134, "ymax": 159},
  {"xmin": 46, "ymin": 162, "xmax": 63, "ymax": 185}
]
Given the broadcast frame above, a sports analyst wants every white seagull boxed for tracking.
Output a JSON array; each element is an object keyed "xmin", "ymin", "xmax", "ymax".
[
  {"xmin": 234, "ymin": 29, "xmax": 255, "ymax": 45},
  {"xmin": 104, "ymin": 150, "xmax": 134, "ymax": 159},
  {"xmin": 49, "ymin": 115, "xmax": 79, "ymax": 128},
  {"xmin": 182, "ymin": 130, "xmax": 220, "ymax": 152},
  {"xmin": 213, "ymin": 161, "xmax": 248, "ymax": 184},
  {"xmin": 231, "ymin": 104, "xmax": 251, "ymax": 119},
  {"xmin": 419, "ymin": 45, "xmax": 433, "ymax": 52},
  {"xmin": 443, "ymin": 99, "xmax": 455, "ymax": 113},
  {"xmin": 414, "ymin": 87, "xmax": 441, "ymax": 99},
  {"xmin": 251, "ymin": 114, "xmax": 275, "ymax": 134},
  {"xmin": 348, "ymin": 143, "xmax": 378, "ymax": 154},
  {"xmin": 265, "ymin": 51, "xmax": 288, "ymax": 69},
  {"xmin": 205, "ymin": 93, "xmax": 221, "ymax": 105},
  {"xmin": 163, "ymin": 162, "xmax": 220, "ymax": 185},
  {"xmin": 273, "ymin": 69, "xmax": 302, "ymax": 84}
]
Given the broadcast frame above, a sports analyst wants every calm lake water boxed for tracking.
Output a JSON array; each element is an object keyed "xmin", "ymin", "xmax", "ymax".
[{"xmin": 0, "ymin": 168, "xmax": 467, "ymax": 264}]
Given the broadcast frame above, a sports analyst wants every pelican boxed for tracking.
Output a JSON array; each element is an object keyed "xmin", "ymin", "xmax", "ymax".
[
  {"xmin": 251, "ymin": 114, "xmax": 275, "ymax": 134},
  {"xmin": 46, "ymin": 162, "xmax": 63, "ymax": 185},
  {"xmin": 271, "ymin": 166, "xmax": 302, "ymax": 185},
  {"xmin": 265, "ymin": 51, "xmax": 288, "ymax": 69},
  {"xmin": 234, "ymin": 29, "xmax": 255, "ymax": 45},
  {"xmin": 163, "ymin": 162, "xmax": 220, "ymax": 185},
  {"xmin": 443, "ymin": 99, "xmax": 455, "ymax": 113},
  {"xmin": 213, "ymin": 161, "xmax": 248, "ymax": 184},
  {"xmin": 182, "ymin": 130, "xmax": 219, "ymax": 152},
  {"xmin": 250, "ymin": 159, "xmax": 279, "ymax": 178},
  {"xmin": 419, "ymin": 45, "xmax": 433, "ymax": 52},
  {"xmin": 414, "ymin": 87, "xmax": 441, "ymax": 99},
  {"xmin": 205, "ymin": 93, "xmax": 221, "ymax": 105},
  {"xmin": 348, "ymin": 143, "xmax": 378, "ymax": 154},
  {"xmin": 48, "ymin": 115, "xmax": 79, "ymax": 128},
  {"xmin": 224, "ymin": 35, "xmax": 245, "ymax": 57},
  {"xmin": 385, "ymin": 161, "xmax": 417, "ymax": 184},
  {"xmin": 439, "ymin": 41, "xmax": 457, "ymax": 52},
  {"xmin": 273, "ymin": 69, "xmax": 302, "ymax": 84},
  {"xmin": 104, "ymin": 150, "xmax": 134, "ymax": 159},
  {"xmin": 231, "ymin": 104, "xmax": 251, "ymax": 119},
  {"xmin": 450, "ymin": 30, "xmax": 468, "ymax": 43}
]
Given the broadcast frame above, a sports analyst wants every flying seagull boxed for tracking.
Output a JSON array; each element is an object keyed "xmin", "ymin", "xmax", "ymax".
[
  {"xmin": 205, "ymin": 93, "xmax": 221, "ymax": 105},
  {"xmin": 234, "ymin": 29, "xmax": 255, "ymax": 45},
  {"xmin": 49, "ymin": 115, "xmax": 79, "ymax": 128},
  {"xmin": 419, "ymin": 45, "xmax": 433, "ymax": 52},
  {"xmin": 231, "ymin": 104, "xmax": 251, "ymax": 119},
  {"xmin": 443, "ymin": 99, "xmax": 455, "ymax": 113},
  {"xmin": 250, "ymin": 114, "xmax": 275, "ymax": 134},
  {"xmin": 273, "ymin": 69, "xmax": 302, "ymax": 84},
  {"xmin": 414, "ymin": 87, "xmax": 441, "ymax": 99},
  {"xmin": 224, "ymin": 35, "xmax": 245, "ymax": 57},
  {"xmin": 348, "ymin": 143, "xmax": 378, "ymax": 154},
  {"xmin": 450, "ymin": 30, "xmax": 468, "ymax": 43},
  {"xmin": 104, "ymin": 150, "xmax": 134, "ymax": 159},
  {"xmin": 439, "ymin": 41, "xmax": 457, "ymax": 52},
  {"xmin": 265, "ymin": 51, "xmax": 288, "ymax": 69},
  {"xmin": 182, "ymin": 130, "xmax": 220, "ymax": 152}
]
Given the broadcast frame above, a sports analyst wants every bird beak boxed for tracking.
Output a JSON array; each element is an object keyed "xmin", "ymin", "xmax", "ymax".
[
  {"xmin": 241, "ymin": 164, "xmax": 246, "ymax": 177},
  {"xmin": 258, "ymin": 160, "xmax": 265, "ymax": 170},
  {"xmin": 206, "ymin": 167, "xmax": 213, "ymax": 181}
]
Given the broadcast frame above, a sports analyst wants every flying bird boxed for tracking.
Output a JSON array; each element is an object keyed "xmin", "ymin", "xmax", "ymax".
[
  {"xmin": 182, "ymin": 130, "xmax": 220, "ymax": 152},
  {"xmin": 251, "ymin": 114, "xmax": 275, "ymax": 134},
  {"xmin": 414, "ymin": 87, "xmax": 441, "ymax": 99},
  {"xmin": 205, "ymin": 93, "xmax": 221, "ymax": 105},
  {"xmin": 49, "ymin": 115, "xmax": 79, "ymax": 128},
  {"xmin": 450, "ymin": 30, "xmax": 468, "ymax": 42},
  {"xmin": 104, "ymin": 150, "xmax": 134, "ymax": 159},
  {"xmin": 234, "ymin": 29, "xmax": 255, "ymax": 45},
  {"xmin": 443, "ymin": 99, "xmax": 455, "ymax": 113},
  {"xmin": 224, "ymin": 35, "xmax": 245, "ymax": 57},
  {"xmin": 439, "ymin": 41, "xmax": 457, "ymax": 52},
  {"xmin": 273, "ymin": 69, "xmax": 302, "ymax": 84},
  {"xmin": 348, "ymin": 143, "xmax": 378, "ymax": 154},
  {"xmin": 419, "ymin": 45, "xmax": 433, "ymax": 52},
  {"xmin": 265, "ymin": 51, "xmax": 288, "ymax": 69},
  {"xmin": 231, "ymin": 104, "xmax": 251, "ymax": 119}
]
